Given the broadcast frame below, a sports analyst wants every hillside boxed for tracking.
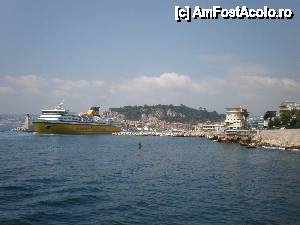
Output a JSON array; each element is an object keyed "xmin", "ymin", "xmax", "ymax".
[{"xmin": 110, "ymin": 104, "xmax": 225, "ymax": 124}]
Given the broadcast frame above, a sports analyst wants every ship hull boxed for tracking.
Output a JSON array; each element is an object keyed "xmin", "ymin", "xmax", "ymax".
[{"xmin": 32, "ymin": 122, "xmax": 121, "ymax": 134}]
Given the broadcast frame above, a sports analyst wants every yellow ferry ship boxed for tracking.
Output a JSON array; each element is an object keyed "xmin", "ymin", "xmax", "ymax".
[{"xmin": 32, "ymin": 102, "xmax": 122, "ymax": 134}]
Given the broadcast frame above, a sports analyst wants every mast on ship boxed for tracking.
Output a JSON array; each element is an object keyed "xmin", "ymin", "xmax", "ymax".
[{"xmin": 56, "ymin": 100, "xmax": 65, "ymax": 110}]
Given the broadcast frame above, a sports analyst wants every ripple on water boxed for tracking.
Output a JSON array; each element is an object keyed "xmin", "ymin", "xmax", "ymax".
[{"xmin": 0, "ymin": 134, "xmax": 299, "ymax": 224}]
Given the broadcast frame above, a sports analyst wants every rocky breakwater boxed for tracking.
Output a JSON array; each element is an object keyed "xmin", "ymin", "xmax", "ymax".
[
  {"xmin": 204, "ymin": 130, "xmax": 300, "ymax": 150},
  {"xmin": 204, "ymin": 132, "xmax": 255, "ymax": 148},
  {"xmin": 113, "ymin": 129, "xmax": 300, "ymax": 150}
]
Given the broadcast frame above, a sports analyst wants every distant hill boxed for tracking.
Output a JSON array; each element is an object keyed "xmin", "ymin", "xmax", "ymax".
[
  {"xmin": 0, "ymin": 114, "xmax": 24, "ymax": 125},
  {"xmin": 110, "ymin": 104, "xmax": 225, "ymax": 124}
]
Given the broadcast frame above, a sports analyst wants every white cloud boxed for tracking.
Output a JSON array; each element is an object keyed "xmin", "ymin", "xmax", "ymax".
[
  {"xmin": 238, "ymin": 75, "xmax": 300, "ymax": 91},
  {"xmin": 4, "ymin": 74, "xmax": 46, "ymax": 95},
  {"xmin": 0, "ymin": 71, "xmax": 299, "ymax": 115},
  {"xmin": 92, "ymin": 80, "xmax": 104, "ymax": 87},
  {"xmin": 0, "ymin": 75, "xmax": 106, "ymax": 113},
  {"xmin": 52, "ymin": 79, "xmax": 91, "ymax": 90},
  {"xmin": 0, "ymin": 86, "xmax": 15, "ymax": 95},
  {"xmin": 108, "ymin": 72, "xmax": 300, "ymax": 114},
  {"xmin": 1, "ymin": 75, "xmax": 105, "ymax": 97},
  {"xmin": 228, "ymin": 63, "xmax": 272, "ymax": 77},
  {"xmin": 110, "ymin": 73, "xmax": 214, "ymax": 94},
  {"xmin": 50, "ymin": 78, "xmax": 104, "ymax": 97}
]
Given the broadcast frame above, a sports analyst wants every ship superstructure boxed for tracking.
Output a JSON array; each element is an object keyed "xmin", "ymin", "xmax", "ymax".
[{"xmin": 32, "ymin": 102, "xmax": 121, "ymax": 134}]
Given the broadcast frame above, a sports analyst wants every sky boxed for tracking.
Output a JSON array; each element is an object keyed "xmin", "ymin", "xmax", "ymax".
[{"xmin": 0, "ymin": 0, "xmax": 299, "ymax": 115}]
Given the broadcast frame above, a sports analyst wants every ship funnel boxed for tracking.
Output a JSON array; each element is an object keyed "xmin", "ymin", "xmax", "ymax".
[
  {"xmin": 86, "ymin": 106, "xmax": 100, "ymax": 116},
  {"xmin": 90, "ymin": 107, "xmax": 100, "ymax": 115}
]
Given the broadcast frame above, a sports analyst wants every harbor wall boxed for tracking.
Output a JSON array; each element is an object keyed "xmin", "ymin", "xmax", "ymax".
[
  {"xmin": 254, "ymin": 129, "xmax": 300, "ymax": 149},
  {"xmin": 114, "ymin": 129, "xmax": 300, "ymax": 150}
]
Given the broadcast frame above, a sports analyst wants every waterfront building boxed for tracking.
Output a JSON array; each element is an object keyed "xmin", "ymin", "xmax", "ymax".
[
  {"xmin": 225, "ymin": 107, "xmax": 248, "ymax": 130},
  {"xmin": 202, "ymin": 122, "xmax": 225, "ymax": 133},
  {"xmin": 279, "ymin": 101, "xmax": 300, "ymax": 114},
  {"xmin": 248, "ymin": 116, "xmax": 264, "ymax": 130}
]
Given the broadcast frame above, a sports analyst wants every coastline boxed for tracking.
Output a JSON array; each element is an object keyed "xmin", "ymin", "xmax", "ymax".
[{"xmin": 113, "ymin": 129, "xmax": 300, "ymax": 151}]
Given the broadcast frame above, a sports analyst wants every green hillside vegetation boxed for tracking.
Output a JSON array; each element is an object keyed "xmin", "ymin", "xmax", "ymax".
[{"xmin": 110, "ymin": 104, "xmax": 225, "ymax": 124}]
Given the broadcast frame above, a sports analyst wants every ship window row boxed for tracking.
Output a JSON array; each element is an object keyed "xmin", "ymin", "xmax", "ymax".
[{"xmin": 42, "ymin": 112, "xmax": 67, "ymax": 115}]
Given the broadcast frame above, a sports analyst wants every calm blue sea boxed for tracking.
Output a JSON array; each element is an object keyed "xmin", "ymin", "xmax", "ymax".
[{"xmin": 0, "ymin": 125, "xmax": 300, "ymax": 225}]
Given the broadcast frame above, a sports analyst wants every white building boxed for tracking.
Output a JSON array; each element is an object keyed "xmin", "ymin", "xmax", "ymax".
[
  {"xmin": 279, "ymin": 101, "xmax": 300, "ymax": 114},
  {"xmin": 202, "ymin": 123, "xmax": 225, "ymax": 133},
  {"xmin": 225, "ymin": 107, "xmax": 248, "ymax": 130},
  {"xmin": 248, "ymin": 116, "xmax": 264, "ymax": 130}
]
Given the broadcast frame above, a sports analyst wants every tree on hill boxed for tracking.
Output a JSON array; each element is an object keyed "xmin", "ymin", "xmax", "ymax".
[{"xmin": 110, "ymin": 104, "xmax": 225, "ymax": 124}]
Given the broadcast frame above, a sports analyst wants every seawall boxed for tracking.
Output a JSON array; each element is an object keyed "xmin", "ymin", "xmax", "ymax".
[
  {"xmin": 253, "ymin": 129, "xmax": 300, "ymax": 149},
  {"xmin": 113, "ymin": 129, "xmax": 300, "ymax": 150}
]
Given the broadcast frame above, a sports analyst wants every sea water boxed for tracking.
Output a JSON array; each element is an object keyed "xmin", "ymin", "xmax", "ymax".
[{"xmin": 0, "ymin": 126, "xmax": 300, "ymax": 224}]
